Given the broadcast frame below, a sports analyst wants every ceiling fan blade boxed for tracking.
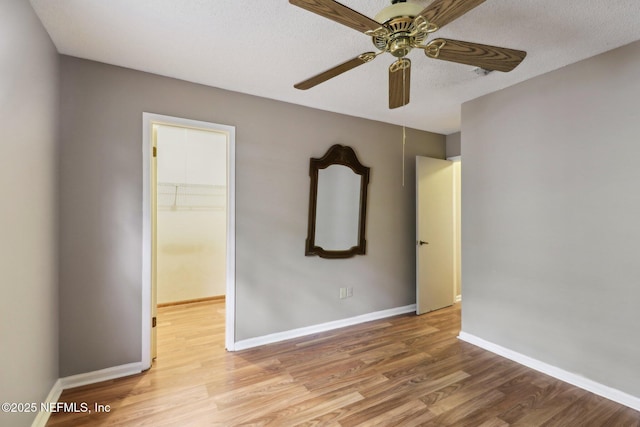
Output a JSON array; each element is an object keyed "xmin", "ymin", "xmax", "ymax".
[
  {"xmin": 289, "ymin": 0, "xmax": 382, "ymax": 34},
  {"xmin": 389, "ymin": 58, "xmax": 411, "ymax": 109},
  {"xmin": 426, "ymin": 39, "xmax": 526, "ymax": 72},
  {"xmin": 417, "ymin": 0, "xmax": 486, "ymax": 29},
  {"xmin": 294, "ymin": 52, "xmax": 378, "ymax": 90}
]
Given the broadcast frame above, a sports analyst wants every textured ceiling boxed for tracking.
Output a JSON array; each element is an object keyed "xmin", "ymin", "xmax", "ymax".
[{"xmin": 30, "ymin": 0, "xmax": 640, "ymax": 134}]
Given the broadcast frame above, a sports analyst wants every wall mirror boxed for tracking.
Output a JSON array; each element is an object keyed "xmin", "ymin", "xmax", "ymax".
[{"xmin": 306, "ymin": 144, "xmax": 370, "ymax": 259}]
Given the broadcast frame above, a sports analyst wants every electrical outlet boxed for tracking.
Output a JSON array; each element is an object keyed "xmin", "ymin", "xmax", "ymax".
[
  {"xmin": 339, "ymin": 287, "xmax": 347, "ymax": 299},
  {"xmin": 346, "ymin": 287, "xmax": 353, "ymax": 297}
]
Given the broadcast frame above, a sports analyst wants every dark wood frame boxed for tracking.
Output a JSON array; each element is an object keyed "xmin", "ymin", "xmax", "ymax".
[{"xmin": 305, "ymin": 144, "xmax": 370, "ymax": 259}]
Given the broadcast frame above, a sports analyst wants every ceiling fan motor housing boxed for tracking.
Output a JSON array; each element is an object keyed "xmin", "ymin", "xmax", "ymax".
[
  {"xmin": 388, "ymin": 36, "xmax": 412, "ymax": 57},
  {"xmin": 373, "ymin": 2, "xmax": 430, "ymax": 58}
]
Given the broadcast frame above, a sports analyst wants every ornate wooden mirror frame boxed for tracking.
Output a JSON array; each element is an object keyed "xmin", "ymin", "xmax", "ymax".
[{"xmin": 305, "ymin": 144, "xmax": 370, "ymax": 259}]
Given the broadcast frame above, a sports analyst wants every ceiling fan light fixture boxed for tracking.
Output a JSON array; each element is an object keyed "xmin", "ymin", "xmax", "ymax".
[{"xmin": 374, "ymin": 2, "xmax": 423, "ymax": 24}]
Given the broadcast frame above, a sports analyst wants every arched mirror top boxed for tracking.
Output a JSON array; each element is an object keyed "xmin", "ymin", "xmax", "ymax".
[
  {"xmin": 306, "ymin": 144, "xmax": 370, "ymax": 259},
  {"xmin": 310, "ymin": 144, "xmax": 370, "ymax": 176}
]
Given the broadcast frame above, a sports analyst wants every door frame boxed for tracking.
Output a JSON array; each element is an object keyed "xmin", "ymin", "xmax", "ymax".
[
  {"xmin": 448, "ymin": 156, "xmax": 461, "ymax": 303},
  {"xmin": 142, "ymin": 113, "xmax": 236, "ymax": 369}
]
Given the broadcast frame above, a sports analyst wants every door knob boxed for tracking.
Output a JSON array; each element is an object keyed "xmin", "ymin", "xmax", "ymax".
[{"xmin": 418, "ymin": 240, "xmax": 429, "ymax": 246}]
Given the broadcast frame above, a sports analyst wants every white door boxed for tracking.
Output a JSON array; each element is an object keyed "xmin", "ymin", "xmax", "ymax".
[{"xmin": 416, "ymin": 156, "xmax": 454, "ymax": 315}]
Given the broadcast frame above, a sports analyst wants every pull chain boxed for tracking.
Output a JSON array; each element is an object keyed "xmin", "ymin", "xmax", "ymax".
[
  {"xmin": 402, "ymin": 125, "xmax": 406, "ymax": 187},
  {"xmin": 401, "ymin": 57, "xmax": 407, "ymax": 187}
]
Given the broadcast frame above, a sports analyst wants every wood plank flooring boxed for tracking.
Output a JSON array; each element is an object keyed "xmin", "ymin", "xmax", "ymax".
[{"xmin": 48, "ymin": 301, "xmax": 639, "ymax": 426}]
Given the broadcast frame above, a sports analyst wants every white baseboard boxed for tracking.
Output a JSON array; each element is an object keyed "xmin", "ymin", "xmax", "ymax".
[
  {"xmin": 234, "ymin": 304, "xmax": 417, "ymax": 351},
  {"xmin": 59, "ymin": 362, "xmax": 143, "ymax": 390},
  {"xmin": 458, "ymin": 331, "xmax": 640, "ymax": 412},
  {"xmin": 31, "ymin": 379, "xmax": 63, "ymax": 427},
  {"xmin": 31, "ymin": 363, "xmax": 142, "ymax": 426}
]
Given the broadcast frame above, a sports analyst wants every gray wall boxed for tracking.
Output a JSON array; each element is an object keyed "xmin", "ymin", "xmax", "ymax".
[
  {"xmin": 461, "ymin": 40, "xmax": 640, "ymax": 398},
  {"xmin": 0, "ymin": 1, "xmax": 59, "ymax": 426},
  {"xmin": 59, "ymin": 56, "xmax": 445, "ymax": 376},
  {"xmin": 446, "ymin": 132, "xmax": 461, "ymax": 158}
]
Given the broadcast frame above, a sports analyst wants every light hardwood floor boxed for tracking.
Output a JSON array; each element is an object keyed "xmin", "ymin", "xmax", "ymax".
[{"xmin": 48, "ymin": 301, "xmax": 639, "ymax": 426}]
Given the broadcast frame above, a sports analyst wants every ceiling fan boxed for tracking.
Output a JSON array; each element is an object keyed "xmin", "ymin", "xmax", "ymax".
[{"xmin": 290, "ymin": 0, "xmax": 527, "ymax": 109}]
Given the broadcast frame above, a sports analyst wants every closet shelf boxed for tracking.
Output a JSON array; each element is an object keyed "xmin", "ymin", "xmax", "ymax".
[{"xmin": 157, "ymin": 182, "xmax": 225, "ymax": 211}]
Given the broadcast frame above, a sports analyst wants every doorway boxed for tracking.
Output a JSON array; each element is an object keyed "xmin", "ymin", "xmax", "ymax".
[
  {"xmin": 155, "ymin": 125, "xmax": 227, "ymax": 305},
  {"xmin": 142, "ymin": 113, "xmax": 236, "ymax": 369}
]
